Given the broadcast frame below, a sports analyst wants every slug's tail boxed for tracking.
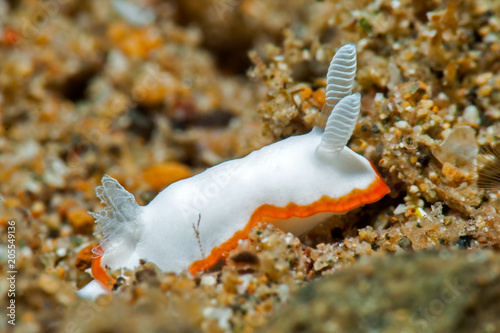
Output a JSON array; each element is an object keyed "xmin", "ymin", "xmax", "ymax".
[{"xmin": 88, "ymin": 174, "xmax": 141, "ymax": 264}]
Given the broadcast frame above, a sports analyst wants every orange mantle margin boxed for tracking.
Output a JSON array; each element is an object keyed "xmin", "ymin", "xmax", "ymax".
[
  {"xmin": 89, "ymin": 176, "xmax": 390, "ymax": 285},
  {"xmin": 188, "ymin": 176, "xmax": 390, "ymax": 274},
  {"xmin": 91, "ymin": 245, "xmax": 115, "ymax": 290}
]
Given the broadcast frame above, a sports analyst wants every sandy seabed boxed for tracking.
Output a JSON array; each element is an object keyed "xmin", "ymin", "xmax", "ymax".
[{"xmin": 1, "ymin": 0, "xmax": 500, "ymax": 332}]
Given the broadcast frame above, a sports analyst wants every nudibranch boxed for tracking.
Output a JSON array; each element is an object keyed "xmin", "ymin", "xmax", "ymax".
[{"xmin": 77, "ymin": 43, "xmax": 390, "ymax": 299}]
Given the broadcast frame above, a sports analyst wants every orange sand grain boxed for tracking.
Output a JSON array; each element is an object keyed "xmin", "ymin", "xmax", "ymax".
[{"xmin": 143, "ymin": 162, "xmax": 192, "ymax": 191}]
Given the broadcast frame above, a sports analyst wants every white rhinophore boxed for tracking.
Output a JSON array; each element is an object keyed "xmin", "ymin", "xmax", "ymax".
[
  {"xmin": 316, "ymin": 93, "xmax": 361, "ymax": 156},
  {"xmin": 317, "ymin": 42, "xmax": 357, "ymax": 128}
]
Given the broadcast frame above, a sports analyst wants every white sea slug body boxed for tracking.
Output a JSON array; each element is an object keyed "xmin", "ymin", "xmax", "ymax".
[{"xmin": 78, "ymin": 43, "xmax": 390, "ymax": 299}]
